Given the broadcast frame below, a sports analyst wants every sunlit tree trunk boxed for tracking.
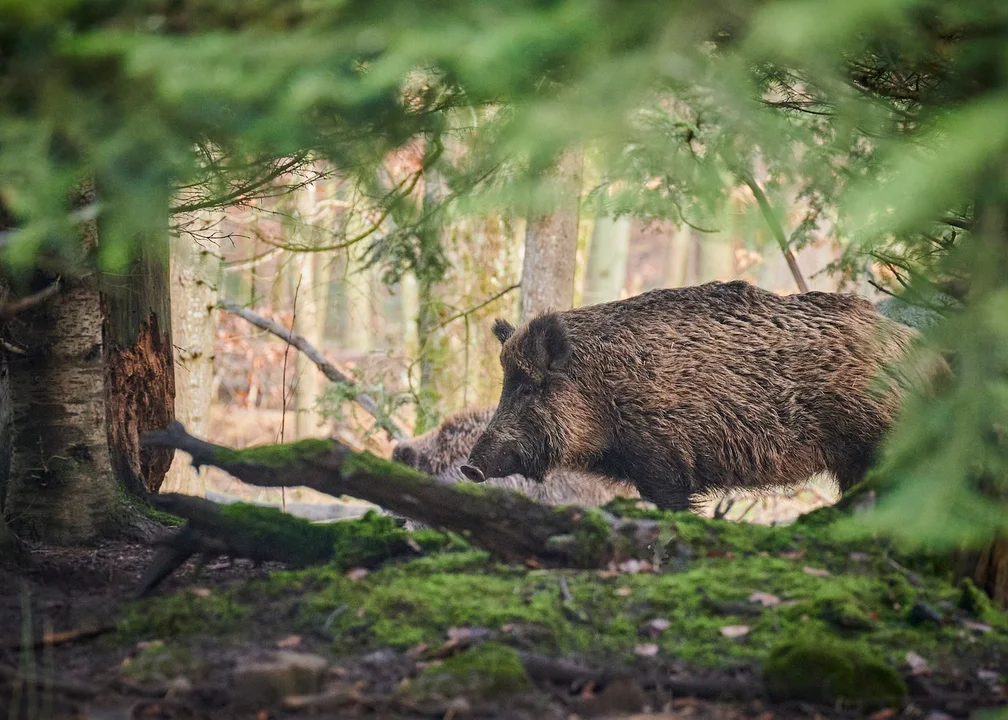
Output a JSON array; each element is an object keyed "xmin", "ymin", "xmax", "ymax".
[
  {"xmin": 662, "ymin": 225, "xmax": 694, "ymax": 288},
  {"xmin": 582, "ymin": 215, "xmax": 631, "ymax": 305},
  {"xmin": 520, "ymin": 149, "xmax": 583, "ymax": 324},
  {"xmin": 163, "ymin": 215, "xmax": 220, "ymax": 494},
  {"xmin": 292, "ymin": 251, "xmax": 329, "ymax": 439}
]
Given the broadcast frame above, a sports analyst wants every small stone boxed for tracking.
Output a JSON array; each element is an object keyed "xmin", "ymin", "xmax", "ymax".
[
  {"xmin": 634, "ymin": 643, "xmax": 659, "ymax": 657},
  {"xmin": 190, "ymin": 587, "xmax": 212, "ymax": 598},
  {"xmin": 361, "ymin": 649, "xmax": 397, "ymax": 667},
  {"xmin": 849, "ymin": 552, "xmax": 870, "ymax": 562},
  {"xmin": 907, "ymin": 601, "xmax": 943, "ymax": 627},
  {"xmin": 164, "ymin": 675, "xmax": 192, "ymax": 698},
  {"xmin": 616, "ymin": 587, "xmax": 632, "ymax": 597},
  {"xmin": 905, "ymin": 651, "xmax": 930, "ymax": 675},
  {"xmin": 231, "ymin": 652, "xmax": 328, "ymax": 706}
]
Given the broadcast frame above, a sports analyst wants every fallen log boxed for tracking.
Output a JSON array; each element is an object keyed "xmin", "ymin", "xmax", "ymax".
[{"xmin": 141, "ymin": 422, "xmax": 661, "ymax": 569}]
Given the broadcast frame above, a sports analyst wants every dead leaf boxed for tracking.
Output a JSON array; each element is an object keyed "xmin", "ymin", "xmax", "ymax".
[
  {"xmin": 406, "ymin": 644, "xmax": 429, "ymax": 658},
  {"xmin": 634, "ymin": 643, "xmax": 659, "ymax": 657},
  {"xmin": 802, "ymin": 566, "xmax": 830, "ymax": 577},
  {"xmin": 719, "ymin": 625, "xmax": 750, "ymax": 639},
  {"xmin": 616, "ymin": 587, "xmax": 632, "ymax": 597},
  {"xmin": 748, "ymin": 592, "xmax": 781, "ymax": 607},
  {"xmin": 849, "ymin": 552, "xmax": 870, "ymax": 562},
  {"xmin": 276, "ymin": 635, "xmax": 302, "ymax": 648},
  {"xmin": 190, "ymin": 587, "xmax": 212, "ymax": 598},
  {"xmin": 868, "ymin": 709, "xmax": 897, "ymax": 720},
  {"xmin": 905, "ymin": 651, "xmax": 930, "ymax": 675},
  {"xmin": 641, "ymin": 618, "xmax": 671, "ymax": 638},
  {"xmin": 346, "ymin": 568, "xmax": 369, "ymax": 581},
  {"xmin": 406, "ymin": 537, "xmax": 422, "ymax": 553},
  {"xmin": 779, "ymin": 550, "xmax": 805, "ymax": 560}
]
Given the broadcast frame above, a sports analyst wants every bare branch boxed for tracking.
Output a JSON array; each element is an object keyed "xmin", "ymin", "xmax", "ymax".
[
  {"xmin": 218, "ymin": 299, "xmax": 409, "ymax": 441},
  {"xmin": 0, "ymin": 278, "xmax": 61, "ymax": 319},
  {"xmin": 739, "ymin": 174, "xmax": 809, "ymax": 293}
]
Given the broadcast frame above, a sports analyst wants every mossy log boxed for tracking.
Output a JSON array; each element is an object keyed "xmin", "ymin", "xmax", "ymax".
[{"xmin": 141, "ymin": 422, "xmax": 661, "ymax": 569}]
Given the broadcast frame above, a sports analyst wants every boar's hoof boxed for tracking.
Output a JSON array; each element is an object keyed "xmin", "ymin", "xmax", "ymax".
[{"xmin": 460, "ymin": 464, "xmax": 487, "ymax": 483}]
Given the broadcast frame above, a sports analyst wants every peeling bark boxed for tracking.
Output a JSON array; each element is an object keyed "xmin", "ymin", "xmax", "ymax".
[{"xmin": 101, "ymin": 223, "xmax": 175, "ymax": 495}]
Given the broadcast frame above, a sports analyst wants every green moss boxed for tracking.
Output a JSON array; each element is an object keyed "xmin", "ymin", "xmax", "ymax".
[
  {"xmin": 215, "ymin": 438, "xmax": 336, "ymax": 468},
  {"xmin": 217, "ymin": 502, "xmax": 335, "ymax": 566},
  {"xmin": 958, "ymin": 578, "xmax": 993, "ymax": 620},
  {"xmin": 117, "ymin": 591, "xmax": 247, "ymax": 643},
  {"xmin": 401, "ymin": 643, "xmax": 528, "ymax": 700},
  {"xmin": 569, "ymin": 509, "xmax": 614, "ymax": 565},
  {"xmin": 816, "ymin": 589, "xmax": 876, "ymax": 631},
  {"xmin": 145, "ymin": 508, "xmax": 186, "ymax": 527},
  {"xmin": 763, "ymin": 636, "xmax": 907, "ymax": 709},
  {"xmin": 120, "ymin": 641, "xmax": 198, "ymax": 681}
]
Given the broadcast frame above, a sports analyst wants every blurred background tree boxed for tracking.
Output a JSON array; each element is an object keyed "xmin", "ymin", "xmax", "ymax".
[{"xmin": 0, "ymin": 0, "xmax": 1005, "ymax": 601}]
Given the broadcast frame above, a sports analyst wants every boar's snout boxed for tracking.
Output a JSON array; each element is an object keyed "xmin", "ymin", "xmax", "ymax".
[
  {"xmin": 391, "ymin": 444, "xmax": 416, "ymax": 468},
  {"xmin": 460, "ymin": 464, "xmax": 485, "ymax": 483}
]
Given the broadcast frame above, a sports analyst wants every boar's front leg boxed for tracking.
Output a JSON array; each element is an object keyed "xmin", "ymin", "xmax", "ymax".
[{"xmin": 634, "ymin": 477, "xmax": 693, "ymax": 512}]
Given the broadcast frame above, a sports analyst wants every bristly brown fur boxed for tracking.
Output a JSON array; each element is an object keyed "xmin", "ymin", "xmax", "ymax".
[
  {"xmin": 391, "ymin": 407, "xmax": 638, "ymax": 507},
  {"xmin": 467, "ymin": 280, "xmax": 945, "ymax": 511}
]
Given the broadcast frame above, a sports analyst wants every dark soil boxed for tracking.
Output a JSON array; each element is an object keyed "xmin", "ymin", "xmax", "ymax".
[{"xmin": 1, "ymin": 533, "xmax": 1005, "ymax": 720}]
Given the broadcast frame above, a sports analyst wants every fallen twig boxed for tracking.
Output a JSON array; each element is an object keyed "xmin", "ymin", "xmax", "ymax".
[
  {"xmin": 218, "ymin": 299, "xmax": 408, "ymax": 441},
  {"xmin": 2, "ymin": 623, "xmax": 115, "ymax": 652}
]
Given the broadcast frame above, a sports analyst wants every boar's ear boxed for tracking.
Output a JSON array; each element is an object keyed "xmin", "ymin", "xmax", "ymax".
[
  {"xmin": 526, "ymin": 313, "xmax": 572, "ymax": 377},
  {"xmin": 492, "ymin": 318, "xmax": 516, "ymax": 345}
]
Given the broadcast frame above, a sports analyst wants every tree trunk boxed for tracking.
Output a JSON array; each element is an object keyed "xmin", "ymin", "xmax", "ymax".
[
  {"xmin": 341, "ymin": 245, "xmax": 373, "ymax": 354},
  {"xmin": 520, "ymin": 150, "xmax": 583, "ymax": 324},
  {"xmin": 582, "ymin": 215, "xmax": 631, "ymax": 305},
  {"xmin": 4, "ymin": 184, "xmax": 121, "ymax": 543},
  {"xmin": 101, "ymin": 198, "xmax": 175, "ymax": 496},
  {"xmin": 662, "ymin": 225, "xmax": 694, "ymax": 288},
  {"xmin": 696, "ymin": 234, "xmax": 737, "ymax": 284},
  {"xmin": 0, "ymin": 206, "xmax": 15, "ymax": 561},
  {"xmin": 163, "ymin": 218, "xmax": 220, "ymax": 495},
  {"xmin": 292, "ymin": 251, "xmax": 329, "ymax": 439}
]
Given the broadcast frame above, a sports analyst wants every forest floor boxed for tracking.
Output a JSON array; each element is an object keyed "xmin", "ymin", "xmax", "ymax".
[{"xmin": 1, "ymin": 497, "xmax": 1006, "ymax": 720}]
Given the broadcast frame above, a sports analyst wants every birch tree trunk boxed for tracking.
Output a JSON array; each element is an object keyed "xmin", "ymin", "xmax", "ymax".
[
  {"xmin": 5, "ymin": 183, "xmax": 120, "ymax": 542},
  {"xmin": 582, "ymin": 215, "xmax": 631, "ymax": 305},
  {"xmin": 163, "ymin": 217, "xmax": 220, "ymax": 494},
  {"xmin": 520, "ymin": 150, "xmax": 583, "ymax": 324}
]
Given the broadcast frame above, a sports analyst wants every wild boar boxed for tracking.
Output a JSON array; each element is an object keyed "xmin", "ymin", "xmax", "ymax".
[
  {"xmin": 391, "ymin": 406, "xmax": 638, "ymax": 507},
  {"xmin": 463, "ymin": 280, "xmax": 935, "ymax": 511}
]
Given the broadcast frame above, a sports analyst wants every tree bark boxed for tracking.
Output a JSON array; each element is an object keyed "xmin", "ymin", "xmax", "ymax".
[
  {"xmin": 520, "ymin": 150, "xmax": 583, "ymax": 324},
  {"xmin": 582, "ymin": 215, "xmax": 631, "ymax": 305},
  {"xmin": 163, "ymin": 218, "xmax": 220, "ymax": 495},
  {"xmin": 4, "ymin": 184, "xmax": 121, "ymax": 543},
  {"xmin": 101, "ymin": 196, "xmax": 176, "ymax": 496}
]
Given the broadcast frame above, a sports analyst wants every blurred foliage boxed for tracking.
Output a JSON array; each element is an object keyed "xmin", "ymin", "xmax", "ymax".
[{"xmin": 2, "ymin": 0, "xmax": 1008, "ymax": 546}]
